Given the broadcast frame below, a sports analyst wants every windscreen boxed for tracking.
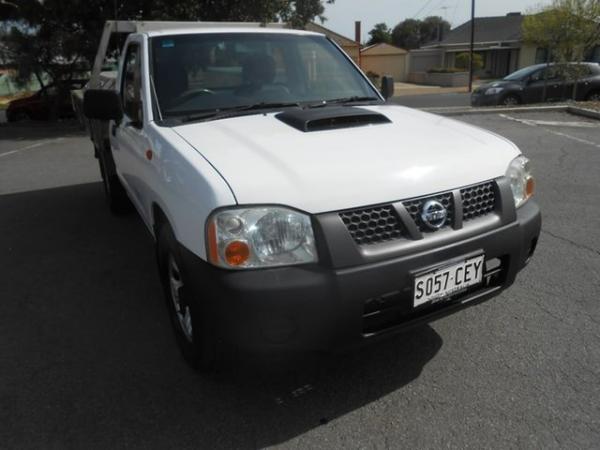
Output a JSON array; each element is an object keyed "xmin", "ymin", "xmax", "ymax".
[
  {"xmin": 150, "ymin": 32, "xmax": 377, "ymax": 117},
  {"xmin": 503, "ymin": 65, "xmax": 541, "ymax": 81}
]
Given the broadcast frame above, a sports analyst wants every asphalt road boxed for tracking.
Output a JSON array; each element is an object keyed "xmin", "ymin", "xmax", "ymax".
[
  {"xmin": 391, "ymin": 92, "xmax": 471, "ymax": 108},
  {"xmin": 1, "ymin": 112, "xmax": 599, "ymax": 449}
]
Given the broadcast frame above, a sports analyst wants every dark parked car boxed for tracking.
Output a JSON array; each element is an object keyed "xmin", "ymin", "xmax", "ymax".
[
  {"xmin": 471, "ymin": 62, "xmax": 600, "ymax": 106},
  {"xmin": 6, "ymin": 80, "xmax": 88, "ymax": 121}
]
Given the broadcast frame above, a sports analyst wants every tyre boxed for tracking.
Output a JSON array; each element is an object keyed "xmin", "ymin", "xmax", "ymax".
[
  {"xmin": 156, "ymin": 223, "xmax": 217, "ymax": 371},
  {"xmin": 500, "ymin": 94, "xmax": 520, "ymax": 106},
  {"xmin": 97, "ymin": 144, "xmax": 132, "ymax": 214},
  {"xmin": 585, "ymin": 91, "xmax": 600, "ymax": 102}
]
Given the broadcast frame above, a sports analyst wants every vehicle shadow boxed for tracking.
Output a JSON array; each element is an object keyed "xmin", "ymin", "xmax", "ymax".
[
  {"xmin": 0, "ymin": 182, "xmax": 442, "ymax": 449},
  {"xmin": 0, "ymin": 120, "xmax": 86, "ymax": 141}
]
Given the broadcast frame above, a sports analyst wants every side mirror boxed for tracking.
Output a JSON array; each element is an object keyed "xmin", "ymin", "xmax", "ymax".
[
  {"xmin": 84, "ymin": 89, "xmax": 123, "ymax": 121},
  {"xmin": 381, "ymin": 76, "xmax": 395, "ymax": 100}
]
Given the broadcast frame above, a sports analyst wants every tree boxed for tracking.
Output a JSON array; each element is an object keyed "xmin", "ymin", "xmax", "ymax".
[
  {"xmin": 523, "ymin": 0, "xmax": 600, "ymax": 100},
  {"xmin": 0, "ymin": 0, "xmax": 334, "ymax": 116},
  {"xmin": 148, "ymin": 0, "xmax": 334, "ymax": 27},
  {"xmin": 420, "ymin": 16, "xmax": 451, "ymax": 43},
  {"xmin": 283, "ymin": 0, "xmax": 335, "ymax": 28},
  {"xmin": 391, "ymin": 16, "xmax": 451, "ymax": 50},
  {"xmin": 367, "ymin": 23, "xmax": 392, "ymax": 45},
  {"xmin": 391, "ymin": 18, "xmax": 421, "ymax": 49}
]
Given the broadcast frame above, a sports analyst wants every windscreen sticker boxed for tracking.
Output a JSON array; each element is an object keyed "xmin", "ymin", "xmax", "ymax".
[{"xmin": 161, "ymin": 39, "xmax": 175, "ymax": 48}]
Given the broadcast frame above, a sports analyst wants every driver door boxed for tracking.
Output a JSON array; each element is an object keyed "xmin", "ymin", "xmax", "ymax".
[
  {"xmin": 111, "ymin": 37, "xmax": 154, "ymax": 226},
  {"xmin": 523, "ymin": 67, "xmax": 561, "ymax": 103}
]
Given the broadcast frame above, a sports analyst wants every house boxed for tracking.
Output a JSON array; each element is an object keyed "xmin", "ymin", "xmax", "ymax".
[
  {"xmin": 411, "ymin": 12, "xmax": 538, "ymax": 79},
  {"xmin": 305, "ymin": 22, "xmax": 360, "ymax": 64},
  {"xmin": 360, "ymin": 43, "xmax": 408, "ymax": 81},
  {"xmin": 305, "ymin": 24, "xmax": 408, "ymax": 81}
]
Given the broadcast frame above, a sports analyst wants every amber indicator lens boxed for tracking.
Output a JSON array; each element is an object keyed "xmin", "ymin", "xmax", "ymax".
[
  {"xmin": 526, "ymin": 177, "xmax": 535, "ymax": 198},
  {"xmin": 224, "ymin": 241, "xmax": 250, "ymax": 266}
]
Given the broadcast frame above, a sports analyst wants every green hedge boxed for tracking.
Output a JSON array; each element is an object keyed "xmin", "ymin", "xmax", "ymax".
[{"xmin": 427, "ymin": 67, "xmax": 466, "ymax": 74}]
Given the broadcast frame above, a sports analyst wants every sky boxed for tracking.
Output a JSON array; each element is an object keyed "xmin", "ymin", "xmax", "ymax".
[{"xmin": 322, "ymin": 0, "xmax": 554, "ymax": 42}]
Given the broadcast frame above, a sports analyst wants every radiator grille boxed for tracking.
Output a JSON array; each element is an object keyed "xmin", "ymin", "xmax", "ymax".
[
  {"xmin": 461, "ymin": 182, "xmax": 496, "ymax": 221},
  {"xmin": 339, "ymin": 181, "xmax": 498, "ymax": 245},
  {"xmin": 339, "ymin": 206, "xmax": 403, "ymax": 245}
]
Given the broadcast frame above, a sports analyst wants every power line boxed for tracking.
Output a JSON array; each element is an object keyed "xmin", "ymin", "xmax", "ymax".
[
  {"xmin": 450, "ymin": 0, "xmax": 461, "ymax": 26},
  {"xmin": 412, "ymin": 0, "xmax": 435, "ymax": 19},
  {"xmin": 439, "ymin": 5, "xmax": 450, "ymax": 20},
  {"xmin": 418, "ymin": 0, "xmax": 449, "ymax": 21}
]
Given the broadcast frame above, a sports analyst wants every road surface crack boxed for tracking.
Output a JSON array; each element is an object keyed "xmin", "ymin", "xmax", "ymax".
[{"xmin": 541, "ymin": 230, "xmax": 600, "ymax": 256}]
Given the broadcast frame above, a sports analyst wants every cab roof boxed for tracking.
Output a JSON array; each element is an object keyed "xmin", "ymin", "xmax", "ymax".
[{"xmin": 144, "ymin": 27, "xmax": 323, "ymax": 38}]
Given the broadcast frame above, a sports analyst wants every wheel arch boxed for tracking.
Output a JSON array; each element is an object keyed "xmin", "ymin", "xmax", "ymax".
[
  {"xmin": 152, "ymin": 202, "xmax": 170, "ymax": 237},
  {"xmin": 502, "ymin": 92, "xmax": 522, "ymax": 104},
  {"xmin": 151, "ymin": 201, "xmax": 183, "ymax": 245},
  {"xmin": 585, "ymin": 89, "xmax": 600, "ymax": 101}
]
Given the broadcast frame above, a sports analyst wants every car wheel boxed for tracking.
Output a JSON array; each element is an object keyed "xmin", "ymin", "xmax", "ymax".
[
  {"xmin": 156, "ymin": 223, "xmax": 217, "ymax": 371},
  {"xmin": 585, "ymin": 91, "xmax": 600, "ymax": 102},
  {"xmin": 500, "ymin": 95, "xmax": 520, "ymax": 106},
  {"xmin": 97, "ymin": 144, "xmax": 132, "ymax": 215}
]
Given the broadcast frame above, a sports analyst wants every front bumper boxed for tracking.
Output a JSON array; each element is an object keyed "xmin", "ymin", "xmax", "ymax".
[
  {"xmin": 471, "ymin": 92, "xmax": 502, "ymax": 106},
  {"xmin": 180, "ymin": 199, "xmax": 541, "ymax": 357}
]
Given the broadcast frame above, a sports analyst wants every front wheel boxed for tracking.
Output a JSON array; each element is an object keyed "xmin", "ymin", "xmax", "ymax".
[
  {"xmin": 156, "ymin": 224, "xmax": 217, "ymax": 371},
  {"xmin": 500, "ymin": 94, "xmax": 520, "ymax": 106}
]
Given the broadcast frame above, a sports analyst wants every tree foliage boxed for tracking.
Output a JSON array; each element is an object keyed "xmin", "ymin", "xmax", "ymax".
[
  {"xmin": 419, "ymin": 16, "xmax": 451, "ymax": 44},
  {"xmin": 391, "ymin": 16, "xmax": 450, "ymax": 49},
  {"xmin": 523, "ymin": 0, "xmax": 600, "ymax": 62},
  {"xmin": 523, "ymin": 0, "xmax": 600, "ymax": 99},
  {"xmin": 147, "ymin": 0, "xmax": 333, "ymax": 27},
  {"xmin": 0, "ymin": 0, "xmax": 334, "ymax": 86},
  {"xmin": 366, "ymin": 23, "xmax": 392, "ymax": 46}
]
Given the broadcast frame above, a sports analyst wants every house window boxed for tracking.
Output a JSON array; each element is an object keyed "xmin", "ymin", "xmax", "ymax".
[
  {"xmin": 535, "ymin": 48, "xmax": 556, "ymax": 64},
  {"xmin": 588, "ymin": 45, "xmax": 600, "ymax": 62},
  {"xmin": 535, "ymin": 48, "xmax": 548, "ymax": 64}
]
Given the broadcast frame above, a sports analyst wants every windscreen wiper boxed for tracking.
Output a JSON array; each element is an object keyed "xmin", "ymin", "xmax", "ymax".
[
  {"xmin": 324, "ymin": 96, "xmax": 381, "ymax": 105},
  {"xmin": 179, "ymin": 102, "xmax": 302, "ymax": 123}
]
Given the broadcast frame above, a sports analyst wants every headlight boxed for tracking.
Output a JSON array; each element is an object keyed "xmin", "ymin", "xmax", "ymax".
[
  {"xmin": 206, "ymin": 207, "xmax": 317, "ymax": 269},
  {"xmin": 485, "ymin": 87, "xmax": 504, "ymax": 95},
  {"xmin": 506, "ymin": 155, "xmax": 535, "ymax": 208}
]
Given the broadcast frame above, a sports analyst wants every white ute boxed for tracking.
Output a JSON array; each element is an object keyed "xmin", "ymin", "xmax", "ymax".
[{"xmin": 83, "ymin": 21, "xmax": 541, "ymax": 369}]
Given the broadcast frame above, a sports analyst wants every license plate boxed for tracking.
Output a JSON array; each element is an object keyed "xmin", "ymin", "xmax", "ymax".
[{"xmin": 413, "ymin": 255, "xmax": 485, "ymax": 307}]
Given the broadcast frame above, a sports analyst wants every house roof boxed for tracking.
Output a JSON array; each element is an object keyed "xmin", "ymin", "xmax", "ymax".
[
  {"xmin": 305, "ymin": 22, "xmax": 359, "ymax": 47},
  {"xmin": 424, "ymin": 12, "xmax": 524, "ymax": 48},
  {"xmin": 360, "ymin": 42, "xmax": 407, "ymax": 55}
]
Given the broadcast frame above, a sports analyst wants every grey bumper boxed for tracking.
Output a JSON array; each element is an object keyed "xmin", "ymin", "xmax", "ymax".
[{"xmin": 181, "ymin": 180, "xmax": 541, "ymax": 356}]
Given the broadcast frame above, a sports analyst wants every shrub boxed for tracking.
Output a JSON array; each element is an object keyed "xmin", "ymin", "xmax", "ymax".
[
  {"xmin": 455, "ymin": 52, "xmax": 484, "ymax": 71},
  {"xmin": 427, "ymin": 67, "xmax": 465, "ymax": 73}
]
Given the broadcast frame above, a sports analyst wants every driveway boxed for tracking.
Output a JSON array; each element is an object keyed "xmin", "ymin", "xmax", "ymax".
[{"xmin": 1, "ymin": 112, "xmax": 599, "ymax": 449}]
